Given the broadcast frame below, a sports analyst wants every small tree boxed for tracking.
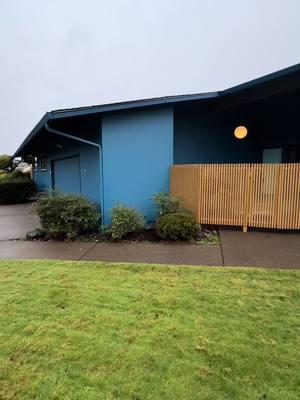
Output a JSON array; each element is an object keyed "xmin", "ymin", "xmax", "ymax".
[{"xmin": 0, "ymin": 154, "xmax": 12, "ymax": 171}]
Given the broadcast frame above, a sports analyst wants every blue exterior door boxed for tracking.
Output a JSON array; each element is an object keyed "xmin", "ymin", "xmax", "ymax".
[{"xmin": 52, "ymin": 156, "xmax": 81, "ymax": 194}]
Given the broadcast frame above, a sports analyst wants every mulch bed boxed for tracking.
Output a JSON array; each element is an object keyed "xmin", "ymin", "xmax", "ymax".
[
  {"xmin": 26, "ymin": 225, "xmax": 219, "ymax": 245},
  {"xmin": 79, "ymin": 226, "xmax": 219, "ymax": 245}
]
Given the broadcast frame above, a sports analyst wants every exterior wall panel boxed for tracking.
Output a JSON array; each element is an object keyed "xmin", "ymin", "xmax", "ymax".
[
  {"xmin": 33, "ymin": 137, "xmax": 101, "ymax": 205},
  {"xmin": 102, "ymin": 107, "xmax": 174, "ymax": 223},
  {"xmin": 174, "ymin": 109, "xmax": 256, "ymax": 164}
]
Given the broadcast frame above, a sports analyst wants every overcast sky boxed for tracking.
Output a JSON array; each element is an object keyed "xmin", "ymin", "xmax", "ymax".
[{"xmin": 1, "ymin": 0, "xmax": 299, "ymax": 154}]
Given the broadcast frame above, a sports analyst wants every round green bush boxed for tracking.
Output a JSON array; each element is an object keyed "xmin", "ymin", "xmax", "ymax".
[
  {"xmin": 110, "ymin": 204, "xmax": 145, "ymax": 239},
  {"xmin": 9, "ymin": 170, "xmax": 31, "ymax": 180},
  {"xmin": 156, "ymin": 211, "xmax": 199, "ymax": 240},
  {"xmin": 37, "ymin": 193, "xmax": 100, "ymax": 240},
  {"xmin": 0, "ymin": 179, "xmax": 36, "ymax": 204}
]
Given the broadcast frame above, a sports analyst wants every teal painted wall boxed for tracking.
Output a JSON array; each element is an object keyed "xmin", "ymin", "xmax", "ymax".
[
  {"xmin": 174, "ymin": 108, "xmax": 257, "ymax": 164},
  {"xmin": 252, "ymin": 93, "xmax": 300, "ymax": 162},
  {"xmin": 32, "ymin": 89, "xmax": 299, "ymax": 227},
  {"xmin": 102, "ymin": 107, "xmax": 174, "ymax": 223},
  {"xmin": 174, "ymin": 90, "xmax": 300, "ymax": 164},
  {"xmin": 33, "ymin": 122, "xmax": 101, "ymax": 205}
]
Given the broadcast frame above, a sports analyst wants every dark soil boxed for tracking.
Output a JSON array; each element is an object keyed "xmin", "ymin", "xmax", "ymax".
[
  {"xmin": 27, "ymin": 226, "xmax": 219, "ymax": 245},
  {"xmin": 78, "ymin": 228, "xmax": 160, "ymax": 243},
  {"xmin": 79, "ymin": 226, "xmax": 219, "ymax": 245}
]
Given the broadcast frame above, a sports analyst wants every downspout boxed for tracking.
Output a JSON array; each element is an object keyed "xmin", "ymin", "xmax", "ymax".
[{"xmin": 45, "ymin": 122, "xmax": 105, "ymax": 227}]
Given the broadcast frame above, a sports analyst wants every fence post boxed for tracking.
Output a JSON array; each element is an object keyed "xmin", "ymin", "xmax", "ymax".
[{"xmin": 243, "ymin": 164, "xmax": 252, "ymax": 233}]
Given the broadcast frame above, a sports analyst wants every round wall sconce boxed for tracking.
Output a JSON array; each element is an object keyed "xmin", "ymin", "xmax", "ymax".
[{"xmin": 234, "ymin": 125, "xmax": 248, "ymax": 139}]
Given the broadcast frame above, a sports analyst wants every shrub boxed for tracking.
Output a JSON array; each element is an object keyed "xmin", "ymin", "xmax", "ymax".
[
  {"xmin": 37, "ymin": 192, "xmax": 100, "ymax": 240},
  {"xmin": 156, "ymin": 211, "xmax": 199, "ymax": 240},
  {"xmin": 110, "ymin": 204, "xmax": 145, "ymax": 239},
  {"xmin": 0, "ymin": 172, "xmax": 8, "ymax": 179},
  {"xmin": 0, "ymin": 179, "xmax": 36, "ymax": 204},
  {"xmin": 152, "ymin": 192, "xmax": 183, "ymax": 215},
  {"xmin": 9, "ymin": 170, "xmax": 31, "ymax": 180},
  {"xmin": 0, "ymin": 171, "xmax": 30, "ymax": 180},
  {"xmin": 0, "ymin": 154, "xmax": 12, "ymax": 170}
]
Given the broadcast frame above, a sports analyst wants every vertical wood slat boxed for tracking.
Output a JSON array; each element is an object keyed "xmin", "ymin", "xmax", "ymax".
[{"xmin": 170, "ymin": 163, "xmax": 300, "ymax": 230}]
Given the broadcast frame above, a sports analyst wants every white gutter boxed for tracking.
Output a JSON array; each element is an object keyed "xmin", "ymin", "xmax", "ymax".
[{"xmin": 45, "ymin": 122, "xmax": 105, "ymax": 227}]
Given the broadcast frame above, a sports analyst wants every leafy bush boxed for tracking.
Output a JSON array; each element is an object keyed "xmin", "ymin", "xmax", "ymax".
[
  {"xmin": 0, "ymin": 179, "xmax": 36, "ymax": 204},
  {"xmin": 0, "ymin": 171, "xmax": 30, "ymax": 180},
  {"xmin": 0, "ymin": 154, "xmax": 12, "ymax": 170},
  {"xmin": 37, "ymin": 192, "xmax": 100, "ymax": 240},
  {"xmin": 110, "ymin": 204, "xmax": 145, "ymax": 239},
  {"xmin": 152, "ymin": 192, "xmax": 183, "ymax": 215},
  {"xmin": 156, "ymin": 211, "xmax": 199, "ymax": 240},
  {"xmin": 9, "ymin": 170, "xmax": 31, "ymax": 180}
]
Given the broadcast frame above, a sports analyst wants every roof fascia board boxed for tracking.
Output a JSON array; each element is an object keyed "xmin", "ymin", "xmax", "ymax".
[
  {"xmin": 221, "ymin": 63, "xmax": 300, "ymax": 96},
  {"xmin": 50, "ymin": 92, "xmax": 219, "ymax": 119},
  {"xmin": 13, "ymin": 63, "xmax": 300, "ymax": 157},
  {"xmin": 13, "ymin": 93, "xmax": 219, "ymax": 156},
  {"xmin": 13, "ymin": 113, "xmax": 50, "ymax": 157}
]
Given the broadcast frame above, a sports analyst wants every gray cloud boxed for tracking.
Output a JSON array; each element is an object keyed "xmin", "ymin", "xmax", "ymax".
[{"xmin": 1, "ymin": 0, "xmax": 299, "ymax": 154}]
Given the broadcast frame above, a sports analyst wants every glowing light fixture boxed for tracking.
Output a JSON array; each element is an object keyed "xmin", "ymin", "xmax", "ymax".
[{"xmin": 234, "ymin": 125, "xmax": 248, "ymax": 139}]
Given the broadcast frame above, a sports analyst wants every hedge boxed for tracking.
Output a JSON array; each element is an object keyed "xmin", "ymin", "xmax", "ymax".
[
  {"xmin": 37, "ymin": 192, "xmax": 100, "ymax": 240},
  {"xmin": 0, "ymin": 179, "xmax": 37, "ymax": 204}
]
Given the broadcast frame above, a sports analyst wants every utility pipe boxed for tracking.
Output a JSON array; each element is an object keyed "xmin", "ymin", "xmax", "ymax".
[{"xmin": 45, "ymin": 121, "xmax": 105, "ymax": 227}]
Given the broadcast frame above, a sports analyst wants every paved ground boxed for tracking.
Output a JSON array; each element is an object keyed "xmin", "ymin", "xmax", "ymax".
[
  {"xmin": 0, "ymin": 240, "xmax": 223, "ymax": 265},
  {"xmin": 0, "ymin": 204, "xmax": 299, "ymax": 268},
  {"xmin": 219, "ymin": 229, "xmax": 300, "ymax": 269},
  {"xmin": 0, "ymin": 203, "xmax": 40, "ymax": 241}
]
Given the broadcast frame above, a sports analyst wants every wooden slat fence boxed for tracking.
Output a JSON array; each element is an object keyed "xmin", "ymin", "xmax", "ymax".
[{"xmin": 170, "ymin": 163, "xmax": 300, "ymax": 230}]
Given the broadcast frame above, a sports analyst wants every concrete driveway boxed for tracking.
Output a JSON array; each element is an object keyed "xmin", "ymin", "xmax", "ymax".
[{"xmin": 0, "ymin": 203, "xmax": 41, "ymax": 241}]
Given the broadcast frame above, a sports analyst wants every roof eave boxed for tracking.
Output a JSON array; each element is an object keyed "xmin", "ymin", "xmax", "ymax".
[
  {"xmin": 50, "ymin": 91, "xmax": 219, "ymax": 119},
  {"xmin": 221, "ymin": 63, "xmax": 300, "ymax": 96},
  {"xmin": 13, "ymin": 93, "xmax": 219, "ymax": 157},
  {"xmin": 13, "ymin": 113, "xmax": 51, "ymax": 158},
  {"xmin": 13, "ymin": 63, "xmax": 300, "ymax": 158}
]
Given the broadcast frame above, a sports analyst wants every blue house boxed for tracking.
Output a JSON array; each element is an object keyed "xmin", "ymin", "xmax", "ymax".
[{"xmin": 14, "ymin": 64, "xmax": 300, "ymax": 224}]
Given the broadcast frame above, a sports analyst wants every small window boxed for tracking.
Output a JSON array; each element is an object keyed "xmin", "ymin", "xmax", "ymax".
[
  {"xmin": 262, "ymin": 148, "xmax": 282, "ymax": 164},
  {"xmin": 40, "ymin": 155, "xmax": 47, "ymax": 171},
  {"xmin": 33, "ymin": 156, "xmax": 38, "ymax": 171}
]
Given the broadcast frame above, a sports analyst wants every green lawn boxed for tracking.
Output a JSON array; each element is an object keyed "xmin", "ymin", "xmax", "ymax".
[{"xmin": 0, "ymin": 261, "xmax": 299, "ymax": 400}]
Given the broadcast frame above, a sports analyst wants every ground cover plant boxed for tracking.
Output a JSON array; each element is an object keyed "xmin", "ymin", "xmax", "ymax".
[{"xmin": 0, "ymin": 260, "xmax": 299, "ymax": 400}]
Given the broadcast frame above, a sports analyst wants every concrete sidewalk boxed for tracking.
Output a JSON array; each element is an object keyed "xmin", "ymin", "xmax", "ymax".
[
  {"xmin": 219, "ymin": 229, "xmax": 300, "ymax": 269},
  {"xmin": 0, "ymin": 240, "xmax": 223, "ymax": 266},
  {"xmin": 0, "ymin": 229, "xmax": 299, "ymax": 268},
  {"xmin": 0, "ymin": 201, "xmax": 299, "ymax": 269}
]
